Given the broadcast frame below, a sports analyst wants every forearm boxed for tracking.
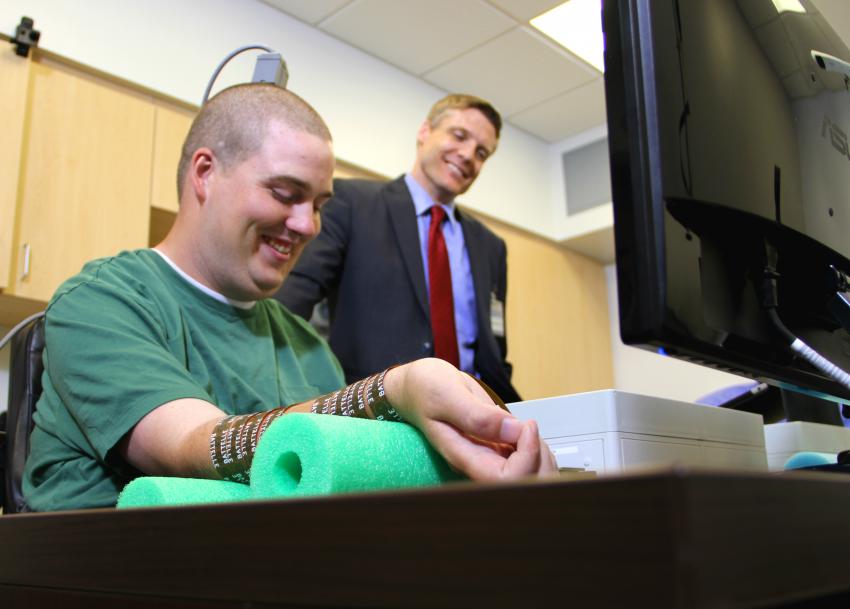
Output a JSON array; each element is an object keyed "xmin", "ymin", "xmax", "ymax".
[
  {"xmin": 216, "ymin": 362, "xmax": 557, "ymax": 483},
  {"xmin": 209, "ymin": 368, "xmax": 399, "ymax": 482},
  {"xmin": 122, "ymin": 369, "xmax": 399, "ymax": 483},
  {"xmin": 119, "ymin": 397, "xmax": 226, "ymax": 479}
]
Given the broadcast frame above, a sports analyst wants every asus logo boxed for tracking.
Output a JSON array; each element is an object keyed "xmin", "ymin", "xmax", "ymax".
[{"xmin": 822, "ymin": 116, "xmax": 850, "ymax": 161}]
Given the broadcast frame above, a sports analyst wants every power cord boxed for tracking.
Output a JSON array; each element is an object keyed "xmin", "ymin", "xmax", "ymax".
[
  {"xmin": 757, "ymin": 241, "xmax": 850, "ymax": 392},
  {"xmin": 0, "ymin": 311, "xmax": 45, "ymax": 353}
]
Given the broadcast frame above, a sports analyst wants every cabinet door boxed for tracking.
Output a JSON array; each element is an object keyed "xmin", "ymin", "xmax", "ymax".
[
  {"xmin": 9, "ymin": 59, "xmax": 155, "ymax": 301},
  {"xmin": 0, "ymin": 50, "xmax": 30, "ymax": 290},
  {"xmin": 151, "ymin": 104, "xmax": 195, "ymax": 213},
  {"xmin": 482, "ymin": 217, "xmax": 614, "ymax": 399}
]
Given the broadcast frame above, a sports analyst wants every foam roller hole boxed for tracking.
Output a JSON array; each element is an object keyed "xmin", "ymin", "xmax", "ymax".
[{"xmin": 275, "ymin": 451, "xmax": 302, "ymax": 492}]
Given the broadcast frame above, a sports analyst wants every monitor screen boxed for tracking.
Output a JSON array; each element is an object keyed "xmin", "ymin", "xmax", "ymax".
[{"xmin": 602, "ymin": 0, "xmax": 850, "ymax": 403}]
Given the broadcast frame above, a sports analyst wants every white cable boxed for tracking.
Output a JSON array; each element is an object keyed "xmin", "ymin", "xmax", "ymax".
[
  {"xmin": 202, "ymin": 44, "xmax": 273, "ymax": 104},
  {"xmin": 790, "ymin": 338, "xmax": 850, "ymax": 392},
  {"xmin": 0, "ymin": 311, "xmax": 45, "ymax": 353}
]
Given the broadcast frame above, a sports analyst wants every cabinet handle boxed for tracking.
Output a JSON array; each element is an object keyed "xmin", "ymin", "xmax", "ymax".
[{"xmin": 21, "ymin": 243, "xmax": 31, "ymax": 280}]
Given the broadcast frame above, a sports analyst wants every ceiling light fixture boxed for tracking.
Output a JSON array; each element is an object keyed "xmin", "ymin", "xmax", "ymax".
[{"xmin": 530, "ymin": 0, "xmax": 604, "ymax": 73}]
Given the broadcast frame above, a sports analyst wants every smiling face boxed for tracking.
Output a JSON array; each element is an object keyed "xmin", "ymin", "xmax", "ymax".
[
  {"xmin": 193, "ymin": 119, "xmax": 335, "ymax": 301},
  {"xmin": 410, "ymin": 107, "xmax": 498, "ymax": 204}
]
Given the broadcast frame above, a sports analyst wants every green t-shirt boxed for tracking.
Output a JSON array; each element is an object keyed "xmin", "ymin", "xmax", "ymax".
[{"xmin": 23, "ymin": 249, "xmax": 344, "ymax": 511}]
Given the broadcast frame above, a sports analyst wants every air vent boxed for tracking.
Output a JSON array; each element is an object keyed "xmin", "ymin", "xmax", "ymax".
[{"xmin": 562, "ymin": 137, "xmax": 611, "ymax": 216}]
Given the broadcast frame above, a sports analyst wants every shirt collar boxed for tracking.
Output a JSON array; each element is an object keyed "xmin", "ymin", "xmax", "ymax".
[
  {"xmin": 152, "ymin": 248, "xmax": 256, "ymax": 310},
  {"xmin": 404, "ymin": 173, "xmax": 459, "ymax": 227}
]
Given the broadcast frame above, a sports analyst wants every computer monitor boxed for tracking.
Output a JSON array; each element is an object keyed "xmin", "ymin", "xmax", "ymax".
[{"xmin": 602, "ymin": 0, "xmax": 850, "ymax": 412}]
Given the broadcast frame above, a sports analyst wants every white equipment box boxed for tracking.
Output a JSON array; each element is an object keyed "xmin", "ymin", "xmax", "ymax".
[
  {"xmin": 763, "ymin": 421, "xmax": 850, "ymax": 470},
  {"xmin": 509, "ymin": 390, "xmax": 767, "ymax": 473}
]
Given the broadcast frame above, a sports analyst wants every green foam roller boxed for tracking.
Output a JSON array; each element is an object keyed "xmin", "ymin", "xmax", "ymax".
[
  {"xmin": 250, "ymin": 413, "xmax": 461, "ymax": 499},
  {"xmin": 117, "ymin": 476, "xmax": 251, "ymax": 508}
]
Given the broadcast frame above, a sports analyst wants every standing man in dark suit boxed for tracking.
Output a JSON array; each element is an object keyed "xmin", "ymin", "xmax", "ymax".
[{"xmin": 276, "ymin": 94, "xmax": 521, "ymax": 403}]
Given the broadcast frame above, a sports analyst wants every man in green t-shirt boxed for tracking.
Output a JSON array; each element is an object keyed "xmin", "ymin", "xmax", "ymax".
[{"xmin": 24, "ymin": 83, "xmax": 556, "ymax": 511}]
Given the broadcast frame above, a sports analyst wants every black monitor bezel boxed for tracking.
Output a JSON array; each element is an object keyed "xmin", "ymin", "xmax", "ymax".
[{"xmin": 602, "ymin": 0, "xmax": 850, "ymax": 403}]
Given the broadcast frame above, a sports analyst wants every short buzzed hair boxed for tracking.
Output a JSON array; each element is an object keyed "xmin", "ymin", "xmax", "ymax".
[
  {"xmin": 176, "ymin": 83, "xmax": 331, "ymax": 199},
  {"xmin": 426, "ymin": 93, "xmax": 502, "ymax": 138}
]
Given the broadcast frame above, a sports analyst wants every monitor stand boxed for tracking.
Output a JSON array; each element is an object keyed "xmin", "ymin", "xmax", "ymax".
[{"xmin": 717, "ymin": 383, "xmax": 845, "ymax": 425}]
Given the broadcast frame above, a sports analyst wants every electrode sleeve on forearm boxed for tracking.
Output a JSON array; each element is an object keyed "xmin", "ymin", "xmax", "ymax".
[
  {"xmin": 209, "ymin": 407, "xmax": 289, "ymax": 483},
  {"xmin": 209, "ymin": 368, "xmax": 400, "ymax": 482},
  {"xmin": 309, "ymin": 366, "xmax": 401, "ymax": 422}
]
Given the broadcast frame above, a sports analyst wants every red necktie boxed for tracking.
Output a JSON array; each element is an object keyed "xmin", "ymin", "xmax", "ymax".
[{"xmin": 428, "ymin": 205, "xmax": 459, "ymax": 368}]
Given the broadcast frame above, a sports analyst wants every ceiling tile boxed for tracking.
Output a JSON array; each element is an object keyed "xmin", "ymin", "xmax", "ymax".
[
  {"xmin": 508, "ymin": 78, "xmax": 607, "ymax": 142},
  {"xmin": 319, "ymin": 0, "xmax": 515, "ymax": 75},
  {"xmin": 485, "ymin": 0, "xmax": 565, "ymax": 22},
  {"xmin": 424, "ymin": 27, "xmax": 596, "ymax": 117},
  {"xmin": 260, "ymin": 0, "xmax": 352, "ymax": 24}
]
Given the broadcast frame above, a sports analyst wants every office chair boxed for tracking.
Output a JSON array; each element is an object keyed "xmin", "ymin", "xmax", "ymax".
[{"xmin": 0, "ymin": 312, "xmax": 45, "ymax": 514}]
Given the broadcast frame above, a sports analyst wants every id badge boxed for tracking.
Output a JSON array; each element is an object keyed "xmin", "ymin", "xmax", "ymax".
[{"xmin": 490, "ymin": 292, "xmax": 505, "ymax": 338}]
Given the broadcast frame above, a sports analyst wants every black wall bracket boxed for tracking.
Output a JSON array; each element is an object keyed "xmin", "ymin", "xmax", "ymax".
[{"xmin": 12, "ymin": 16, "xmax": 40, "ymax": 58}]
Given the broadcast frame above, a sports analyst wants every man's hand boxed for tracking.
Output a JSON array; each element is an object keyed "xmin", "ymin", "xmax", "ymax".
[{"xmin": 383, "ymin": 358, "xmax": 558, "ymax": 481}]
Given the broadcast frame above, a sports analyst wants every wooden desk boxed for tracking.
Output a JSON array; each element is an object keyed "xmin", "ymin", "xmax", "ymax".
[{"xmin": 1, "ymin": 469, "xmax": 849, "ymax": 608}]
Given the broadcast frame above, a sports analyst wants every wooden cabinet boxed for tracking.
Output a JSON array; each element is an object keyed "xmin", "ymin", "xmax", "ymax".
[
  {"xmin": 0, "ymin": 50, "xmax": 31, "ymax": 292},
  {"xmin": 0, "ymin": 49, "xmax": 195, "ymax": 326},
  {"xmin": 150, "ymin": 104, "xmax": 194, "ymax": 213},
  {"xmin": 0, "ymin": 53, "xmax": 197, "ymax": 326},
  {"xmin": 473, "ymin": 213, "xmax": 614, "ymax": 398},
  {"xmin": 148, "ymin": 104, "xmax": 195, "ymax": 248},
  {"xmin": 5, "ymin": 58, "xmax": 154, "ymax": 303}
]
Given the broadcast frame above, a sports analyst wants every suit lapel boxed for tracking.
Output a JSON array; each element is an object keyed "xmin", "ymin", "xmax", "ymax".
[
  {"xmin": 459, "ymin": 210, "xmax": 491, "ymax": 328},
  {"xmin": 385, "ymin": 177, "xmax": 430, "ymax": 318}
]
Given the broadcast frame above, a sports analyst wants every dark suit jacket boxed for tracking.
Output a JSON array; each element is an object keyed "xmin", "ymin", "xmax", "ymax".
[{"xmin": 276, "ymin": 176, "xmax": 521, "ymax": 403}]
